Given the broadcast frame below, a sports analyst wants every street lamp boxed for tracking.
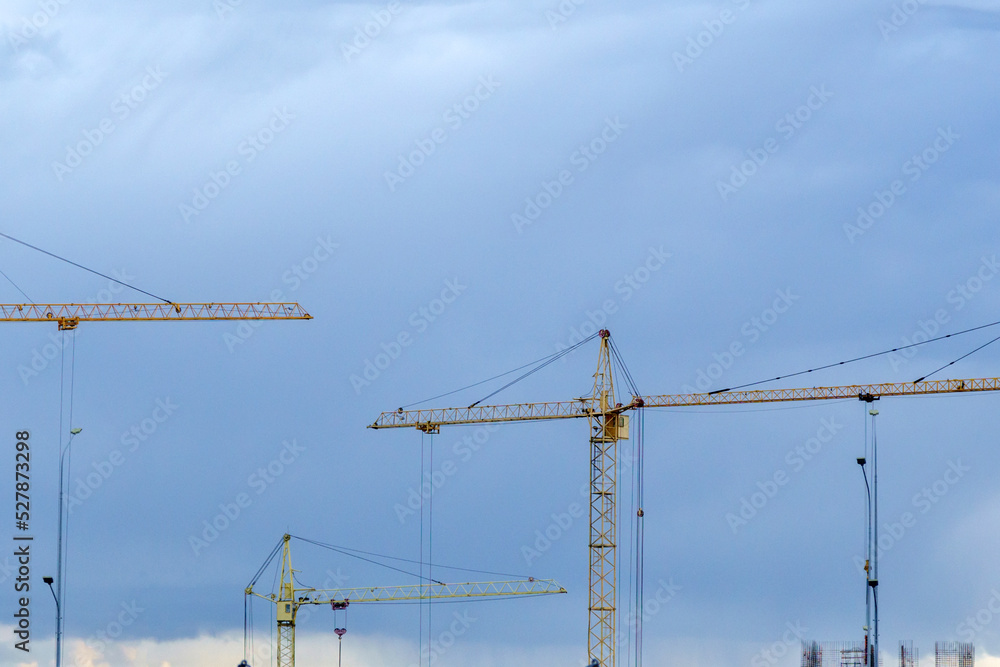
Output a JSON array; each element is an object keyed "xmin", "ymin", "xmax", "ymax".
[
  {"xmin": 858, "ymin": 456, "xmax": 872, "ymax": 665},
  {"xmin": 54, "ymin": 427, "xmax": 82, "ymax": 667},
  {"xmin": 858, "ymin": 407, "xmax": 880, "ymax": 666}
]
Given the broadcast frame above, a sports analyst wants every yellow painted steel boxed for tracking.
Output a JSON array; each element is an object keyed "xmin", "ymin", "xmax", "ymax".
[
  {"xmin": 640, "ymin": 377, "xmax": 1000, "ymax": 407},
  {"xmin": 372, "ymin": 378, "xmax": 1000, "ymax": 430},
  {"xmin": 247, "ymin": 535, "xmax": 567, "ymax": 667},
  {"xmin": 371, "ymin": 349, "xmax": 1000, "ymax": 667},
  {"xmin": 588, "ymin": 334, "xmax": 620, "ymax": 667},
  {"xmin": 0, "ymin": 302, "xmax": 312, "ymax": 330}
]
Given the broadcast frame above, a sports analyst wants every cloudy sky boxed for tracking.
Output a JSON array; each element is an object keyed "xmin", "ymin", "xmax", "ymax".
[{"xmin": 2, "ymin": 0, "xmax": 1000, "ymax": 665}]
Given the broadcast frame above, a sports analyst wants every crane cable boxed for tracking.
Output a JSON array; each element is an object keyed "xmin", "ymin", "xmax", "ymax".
[
  {"xmin": 0, "ymin": 266, "xmax": 33, "ymax": 303},
  {"xmin": 288, "ymin": 535, "xmax": 532, "ymax": 581},
  {"xmin": 399, "ymin": 332, "xmax": 601, "ymax": 411},
  {"xmin": 468, "ymin": 332, "xmax": 601, "ymax": 408},
  {"xmin": 608, "ymin": 336, "xmax": 644, "ymax": 667},
  {"xmin": 0, "ymin": 231, "xmax": 174, "ymax": 304},
  {"xmin": 708, "ymin": 317, "xmax": 1000, "ymax": 394}
]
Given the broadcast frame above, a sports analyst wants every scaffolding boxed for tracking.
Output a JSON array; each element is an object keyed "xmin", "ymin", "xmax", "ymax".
[
  {"xmin": 899, "ymin": 641, "xmax": 918, "ymax": 667},
  {"xmin": 935, "ymin": 641, "xmax": 974, "ymax": 667},
  {"xmin": 801, "ymin": 641, "xmax": 870, "ymax": 667}
]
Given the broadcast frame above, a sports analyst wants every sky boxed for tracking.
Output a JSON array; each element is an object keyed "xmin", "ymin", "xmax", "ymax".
[{"xmin": 1, "ymin": 0, "xmax": 999, "ymax": 666}]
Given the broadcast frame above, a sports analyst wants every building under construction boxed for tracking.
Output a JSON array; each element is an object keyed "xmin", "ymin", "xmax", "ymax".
[
  {"xmin": 936, "ymin": 642, "xmax": 975, "ymax": 667},
  {"xmin": 800, "ymin": 641, "xmax": 867, "ymax": 666},
  {"xmin": 801, "ymin": 641, "xmax": 974, "ymax": 667}
]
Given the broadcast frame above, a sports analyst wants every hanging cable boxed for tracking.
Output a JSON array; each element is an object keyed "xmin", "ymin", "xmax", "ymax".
[
  {"xmin": 427, "ymin": 432, "xmax": 434, "ymax": 667},
  {"xmin": 0, "ymin": 267, "xmax": 33, "ymax": 303},
  {"xmin": 707, "ymin": 318, "xmax": 1000, "ymax": 394},
  {"xmin": 0, "ymin": 231, "xmax": 174, "ymax": 304},
  {"xmin": 419, "ymin": 431, "xmax": 426, "ymax": 667},
  {"xmin": 634, "ymin": 408, "xmax": 645, "ymax": 667},
  {"xmin": 607, "ymin": 333, "xmax": 644, "ymax": 667}
]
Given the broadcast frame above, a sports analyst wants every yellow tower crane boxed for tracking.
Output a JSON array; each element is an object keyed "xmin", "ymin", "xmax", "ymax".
[
  {"xmin": 370, "ymin": 329, "xmax": 1000, "ymax": 666},
  {"xmin": 245, "ymin": 534, "xmax": 567, "ymax": 667},
  {"xmin": 0, "ymin": 301, "xmax": 312, "ymax": 329}
]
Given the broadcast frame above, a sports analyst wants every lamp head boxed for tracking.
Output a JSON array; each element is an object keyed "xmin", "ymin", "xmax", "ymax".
[
  {"xmin": 43, "ymin": 576, "xmax": 54, "ymax": 585},
  {"xmin": 857, "ymin": 457, "xmax": 866, "ymax": 466},
  {"xmin": 70, "ymin": 428, "xmax": 82, "ymax": 435}
]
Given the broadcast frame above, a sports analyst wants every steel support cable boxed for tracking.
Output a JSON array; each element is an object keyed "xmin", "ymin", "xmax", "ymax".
[
  {"xmin": 609, "ymin": 338, "xmax": 639, "ymax": 397},
  {"xmin": 293, "ymin": 535, "xmax": 444, "ymax": 586},
  {"xmin": 247, "ymin": 536, "xmax": 285, "ymax": 590},
  {"xmin": 469, "ymin": 332, "xmax": 602, "ymax": 408},
  {"xmin": 401, "ymin": 332, "xmax": 601, "ymax": 410},
  {"xmin": 914, "ymin": 332, "xmax": 1000, "ymax": 382},
  {"xmin": 635, "ymin": 408, "xmax": 645, "ymax": 667},
  {"xmin": 0, "ymin": 231, "xmax": 174, "ymax": 304},
  {"xmin": 428, "ymin": 434, "xmax": 434, "ymax": 666},
  {"xmin": 608, "ymin": 334, "xmax": 644, "ymax": 667},
  {"xmin": 0, "ymin": 267, "xmax": 33, "ymax": 303},
  {"xmin": 288, "ymin": 535, "xmax": 531, "ymax": 580},
  {"xmin": 708, "ymin": 318, "xmax": 1000, "ymax": 394}
]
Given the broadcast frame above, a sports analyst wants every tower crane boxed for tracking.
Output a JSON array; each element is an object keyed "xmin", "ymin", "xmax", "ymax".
[
  {"xmin": 370, "ymin": 329, "xmax": 1000, "ymax": 666},
  {"xmin": 245, "ymin": 534, "xmax": 567, "ymax": 667},
  {"xmin": 0, "ymin": 301, "xmax": 312, "ymax": 329},
  {"xmin": 0, "ymin": 299, "xmax": 310, "ymax": 667}
]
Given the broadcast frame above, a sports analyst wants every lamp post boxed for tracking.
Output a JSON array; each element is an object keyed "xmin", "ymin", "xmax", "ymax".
[
  {"xmin": 55, "ymin": 427, "xmax": 82, "ymax": 667},
  {"xmin": 858, "ymin": 456, "xmax": 872, "ymax": 665},
  {"xmin": 858, "ymin": 407, "xmax": 880, "ymax": 666}
]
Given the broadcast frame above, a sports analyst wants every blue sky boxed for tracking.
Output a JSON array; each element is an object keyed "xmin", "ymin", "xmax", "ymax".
[{"xmin": 2, "ymin": 1, "xmax": 1000, "ymax": 666}]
